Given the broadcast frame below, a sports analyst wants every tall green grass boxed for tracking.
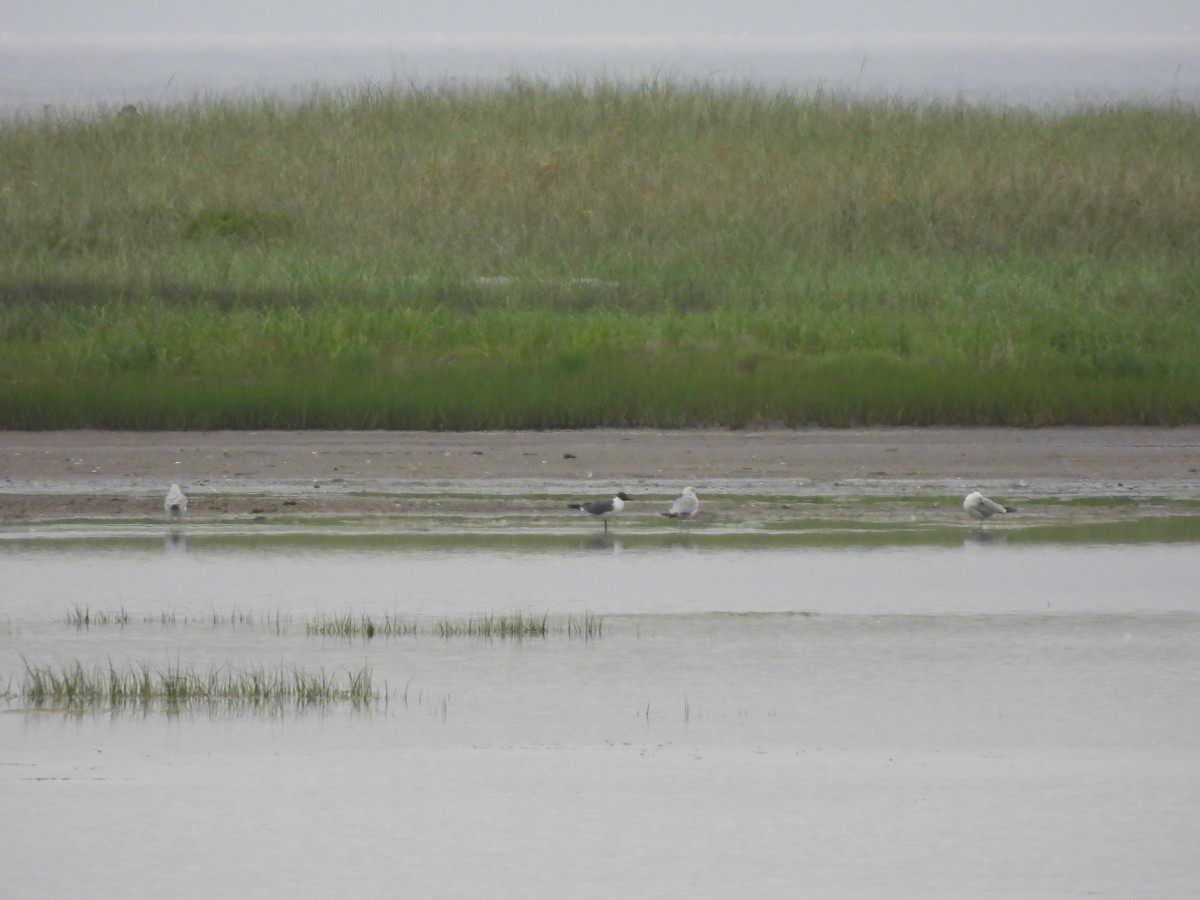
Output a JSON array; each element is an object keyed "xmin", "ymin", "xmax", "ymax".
[
  {"xmin": 19, "ymin": 659, "xmax": 380, "ymax": 711},
  {"xmin": 3, "ymin": 83, "xmax": 1198, "ymax": 426}
]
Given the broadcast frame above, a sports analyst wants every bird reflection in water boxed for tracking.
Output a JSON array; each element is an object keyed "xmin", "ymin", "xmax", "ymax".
[{"xmin": 580, "ymin": 535, "xmax": 622, "ymax": 553}]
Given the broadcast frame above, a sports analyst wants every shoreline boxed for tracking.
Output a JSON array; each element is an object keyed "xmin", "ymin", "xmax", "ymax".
[{"xmin": 2, "ymin": 427, "xmax": 1198, "ymax": 523}]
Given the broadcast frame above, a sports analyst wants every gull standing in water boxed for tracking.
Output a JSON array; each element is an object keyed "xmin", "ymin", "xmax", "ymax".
[
  {"xmin": 963, "ymin": 490, "xmax": 1014, "ymax": 524},
  {"xmin": 568, "ymin": 491, "xmax": 631, "ymax": 532},
  {"xmin": 662, "ymin": 486, "xmax": 699, "ymax": 528},
  {"xmin": 165, "ymin": 483, "xmax": 188, "ymax": 519}
]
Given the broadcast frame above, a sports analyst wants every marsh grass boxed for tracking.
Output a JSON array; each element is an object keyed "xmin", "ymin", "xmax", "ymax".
[
  {"xmin": 309, "ymin": 609, "xmax": 607, "ymax": 640},
  {"xmin": 567, "ymin": 611, "xmax": 605, "ymax": 641},
  {"xmin": 432, "ymin": 611, "xmax": 603, "ymax": 640},
  {"xmin": 3, "ymin": 83, "xmax": 1198, "ymax": 426},
  {"xmin": 64, "ymin": 606, "xmax": 604, "ymax": 640},
  {"xmin": 66, "ymin": 606, "xmax": 131, "ymax": 627},
  {"xmin": 305, "ymin": 611, "xmax": 420, "ymax": 639},
  {"xmin": 434, "ymin": 611, "xmax": 549, "ymax": 639},
  {"xmin": 19, "ymin": 659, "xmax": 379, "ymax": 711},
  {"xmin": 65, "ymin": 604, "xmax": 291, "ymax": 630}
]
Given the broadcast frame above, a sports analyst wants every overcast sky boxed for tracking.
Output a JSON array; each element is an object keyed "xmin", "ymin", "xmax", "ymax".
[{"xmin": 2, "ymin": 1, "xmax": 1196, "ymax": 36}]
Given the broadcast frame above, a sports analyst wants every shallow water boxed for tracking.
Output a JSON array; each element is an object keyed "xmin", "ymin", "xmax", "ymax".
[{"xmin": 3, "ymin": 521, "xmax": 1199, "ymax": 898}]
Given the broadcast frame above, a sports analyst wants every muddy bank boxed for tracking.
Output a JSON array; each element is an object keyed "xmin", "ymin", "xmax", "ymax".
[{"xmin": 2, "ymin": 427, "xmax": 1198, "ymax": 523}]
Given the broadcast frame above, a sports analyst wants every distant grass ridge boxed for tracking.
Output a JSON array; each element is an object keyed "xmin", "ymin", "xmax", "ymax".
[{"xmin": 2, "ymin": 82, "xmax": 1198, "ymax": 427}]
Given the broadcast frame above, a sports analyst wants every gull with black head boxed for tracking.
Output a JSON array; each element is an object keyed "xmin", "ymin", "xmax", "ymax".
[{"xmin": 568, "ymin": 491, "xmax": 631, "ymax": 532}]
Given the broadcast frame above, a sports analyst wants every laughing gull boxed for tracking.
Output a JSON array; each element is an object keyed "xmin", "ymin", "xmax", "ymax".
[
  {"xmin": 165, "ymin": 483, "xmax": 188, "ymax": 519},
  {"xmin": 661, "ymin": 486, "xmax": 699, "ymax": 527},
  {"xmin": 963, "ymin": 490, "xmax": 1014, "ymax": 523},
  {"xmin": 568, "ymin": 491, "xmax": 631, "ymax": 532}
]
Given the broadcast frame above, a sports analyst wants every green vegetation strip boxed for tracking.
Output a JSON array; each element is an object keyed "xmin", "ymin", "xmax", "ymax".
[
  {"xmin": 18, "ymin": 659, "xmax": 379, "ymax": 710},
  {"xmin": 62, "ymin": 605, "xmax": 604, "ymax": 640},
  {"xmin": 3, "ymin": 83, "xmax": 1198, "ymax": 426}
]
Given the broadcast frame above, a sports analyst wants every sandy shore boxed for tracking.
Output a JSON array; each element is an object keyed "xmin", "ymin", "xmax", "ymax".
[{"xmin": 2, "ymin": 427, "xmax": 1199, "ymax": 522}]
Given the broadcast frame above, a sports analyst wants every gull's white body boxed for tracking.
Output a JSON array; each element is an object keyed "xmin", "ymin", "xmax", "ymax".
[
  {"xmin": 963, "ymin": 490, "xmax": 1013, "ymax": 522},
  {"xmin": 165, "ymin": 483, "xmax": 188, "ymax": 518},
  {"xmin": 662, "ymin": 486, "xmax": 699, "ymax": 523}
]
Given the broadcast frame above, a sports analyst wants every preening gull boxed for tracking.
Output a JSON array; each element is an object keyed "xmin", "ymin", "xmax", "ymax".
[
  {"xmin": 568, "ymin": 491, "xmax": 631, "ymax": 532},
  {"xmin": 963, "ymin": 490, "xmax": 1014, "ymax": 523},
  {"xmin": 165, "ymin": 483, "xmax": 188, "ymax": 519},
  {"xmin": 662, "ymin": 486, "xmax": 699, "ymax": 527}
]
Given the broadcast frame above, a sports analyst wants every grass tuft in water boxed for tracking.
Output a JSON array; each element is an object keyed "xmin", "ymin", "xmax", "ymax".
[
  {"xmin": 65, "ymin": 605, "xmax": 131, "ymax": 628},
  {"xmin": 64, "ymin": 604, "xmax": 292, "ymax": 630},
  {"xmin": 19, "ymin": 659, "xmax": 380, "ymax": 711},
  {"xmin": 434, "ymin": 611, "xmax": 550, "ymax": 639},
  {"xmin": 567, "ymin": 611, "xmax": 604, "ymax": 641},
  {"xmin": 432, "ymin": 611, "xmax": 605, "ymax": 640},
  {"xmin": 304, "ymin": 611, "xmax": 421, "ymax": 638},
  {"xmin": 304, "ymin": 610, "xmax": 603, "ymax": 640},
  {"xmin": 57, "ymin": 606, "xmax": 604, "ymax": 641}
]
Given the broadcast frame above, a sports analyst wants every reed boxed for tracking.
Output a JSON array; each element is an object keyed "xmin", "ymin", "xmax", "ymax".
[
  {"xmin": 64, "ymin": 605, "xmax": 292, "ymax": 629},
  {"xmin": 19, "ymin": 659, "xmax": 379, "ymax": 710},
  {"xmin": 59, "ymin": 606, "xmax": 604, "ymax": 640},
  {"xmin": 431, "ymin": 611, "xmax": 603, "ymax": 640},
  {"xmin": 433, "ymin": 611, "xmax": 549, "ymax": 639},
  {"xmin": 304, "ymin": 611, "xmax": 420, "ymax": 638},
  {"xmin": 3, "ymin": 83, "xmax": 1197, "ymax": 426},
  {"xmin": 65, "ymin": 605, "xmax": 131, "ymax": 627},
  {"xmin": 567, "ymin": 611, "xmax": 604, "ymax": 641}
]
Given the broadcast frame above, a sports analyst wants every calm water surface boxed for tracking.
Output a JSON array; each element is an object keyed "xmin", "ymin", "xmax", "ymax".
[{"xmin": 3, "ymin": 523, "xmax": 1199, "ymax": 898}]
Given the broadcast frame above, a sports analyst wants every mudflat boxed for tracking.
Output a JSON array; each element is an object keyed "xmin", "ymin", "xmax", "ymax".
[{"xmin": 2, "ymin": 427, "xmax": 1199, "ymax": 522}]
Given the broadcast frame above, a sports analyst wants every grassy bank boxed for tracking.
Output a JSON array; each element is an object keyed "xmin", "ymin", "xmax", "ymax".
[{"xmin": 2, "ymin": 83, "xmax": 1198, "ymax": 427}]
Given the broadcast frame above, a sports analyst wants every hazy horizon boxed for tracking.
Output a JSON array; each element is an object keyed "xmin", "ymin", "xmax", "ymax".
[
  {"xmin": 4, "ymin": 4, "xmax": 1196, "ymax": 116},
  {"xmin": 2, "ymin": 1, "xmax": 1196, "ymax": 37}
]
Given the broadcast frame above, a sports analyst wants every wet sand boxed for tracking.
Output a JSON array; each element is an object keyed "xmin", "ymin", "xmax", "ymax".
[{"xmin": 2, "ymin": 427, "xmax": 1199, "ymax": 522}]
